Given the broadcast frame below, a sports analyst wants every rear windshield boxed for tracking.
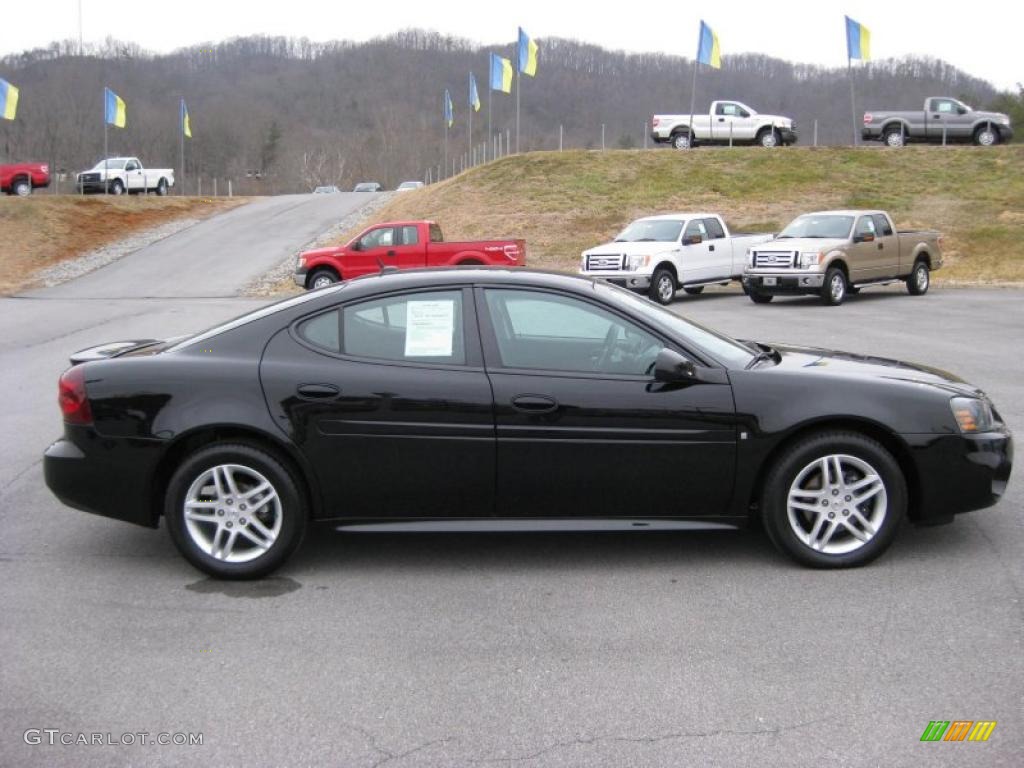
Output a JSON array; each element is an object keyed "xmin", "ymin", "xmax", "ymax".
[
  {"xmin": 778, "ymin": 215, "xmax": 854, "ymax": 240},
  {"xmin": 615, "ymin": 220, "xmax": 684, "ymax": 243}
]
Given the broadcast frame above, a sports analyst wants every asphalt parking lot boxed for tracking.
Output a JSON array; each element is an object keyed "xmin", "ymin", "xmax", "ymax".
[{"xmin": 0, "ymin": 224, "xmax": 1020, "ymax": 767}]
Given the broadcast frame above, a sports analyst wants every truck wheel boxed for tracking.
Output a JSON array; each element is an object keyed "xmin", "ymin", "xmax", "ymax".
[
  {"xmin": 11, "ymin": 179, "xmax": 31, "ymax": 197},
  {"xmin": 973, "ymin": 125, "xmax": 999, "ymax": 146},
  {"xmin": 820, "ymin": 267, "xmax": 847, "ymax": 306},
  {"xmin": 884, "ymin": 128, "xmax": 905, "ymax": 148},
  {"xmin": 906, "ymin": 260, "xmax": 930, "ymax": 295},
  {"xmin": 109, "ymin": 179, "xmax": 125, "ymax": 195},
  {"xmin": 748, "ymin": 290, "xmax": 773, "ymax": 304},
  {"xmin": 649, "ymin": 268, "xmax": 677, "ymax": 305},
  {"xmin": 307, "ymin": 268, "xmax": 339, "ymax": 290},
  {"xmin": 156, "ymin": 178, "xmax": 169, "ymax": 196},
  {"xmin": 683, "ymin": 286, "xmax": 704, "ymax": 295},
  {"xmin": 672, "ymin": 132, "xmax": 693, "ymax": 150},
  {"xmin": 758, "ymin": 128, "xmax": 780, "ymax": 148}
]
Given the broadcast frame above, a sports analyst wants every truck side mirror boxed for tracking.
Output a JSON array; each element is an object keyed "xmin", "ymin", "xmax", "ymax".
[
  {"xmin": 855, "ymin": 233, "xmax": 875, "ymax": 243},
  {"xmin": 957, "ymin": 106, "xmax": 967, "ymax": 115},
  {"xmin": 683, "ymin": 235, "xmax": 702, "ymax": 246},
  {"xmin": 351, "ymin": 241, "xmax": 362, "ymax": 251}
]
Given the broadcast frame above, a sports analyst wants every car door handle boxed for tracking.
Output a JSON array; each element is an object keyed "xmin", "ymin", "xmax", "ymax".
[
  {"xmin": 511, "ymin": 395, "xmax": 559, "ymax": 414},
  {"xmin": 877, "ymin": 242, "xmax": 884, "ymax": 250},
  {"xmin": 296, "ymin": 383, "xmax": 341, "ymax": 400},
  {"xmin": 717, "ymin": 117, "xmax": 725, "ymax": 122},
  {"xmin": 386, "ymin": 249, "xmax": 396, "ymax": 257},
  {"xmin": 708, "ymin": 244, "xmax": 715, "ymax": 251}
]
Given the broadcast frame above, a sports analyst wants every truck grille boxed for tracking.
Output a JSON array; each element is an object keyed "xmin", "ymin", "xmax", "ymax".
[
  {"xmin": 585, "ymin": 254, "xmax": 624, "ymax": 272},
  {"xmin": 753, "ymin": 251, "xmax": 796, "ymax": 269},
  {"xmin": 79, "ymin": 173, "xmax": 100, "ymax": 183}
]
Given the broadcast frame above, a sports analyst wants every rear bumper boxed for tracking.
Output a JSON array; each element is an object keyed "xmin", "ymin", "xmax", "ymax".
[
  {"xmin": 579, "ymin": 272, "xmax": 652, "ymax": 290},
  {"xmin": 904, "ymin": 430, "xmax": 1013, "ymax": 523},
  {"xmin": 743, "ymin": 272, "xmax": 824, "ymax": 294}
]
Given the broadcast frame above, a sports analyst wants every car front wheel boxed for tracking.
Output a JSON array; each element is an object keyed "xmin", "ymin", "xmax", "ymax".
[
  {"xmin": 649, "ymin": 268, "xmax": 677, "ymax": 305},
  {"xmin": 165, "ymin": 443, "xmax": 306, "ymax": 579},
  {"xmin": 308, "ymin": 268, "xmax": 339, "ymax": 290},
  {"xmin": 761, "ymin": 431, "xmax": 906, "ymax": 568},
  {"xmin": 820, "ymin": 267, "xmax": 847, "ymax": 306},
  {"xmin": 12, "ymin": 179, "xmax": 31, "ymax": 196}
]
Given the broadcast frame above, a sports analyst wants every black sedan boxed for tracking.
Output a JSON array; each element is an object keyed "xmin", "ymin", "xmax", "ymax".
[{"xmin": 44, "ymin": 269, "xmax": 1012, "ymax": 578}]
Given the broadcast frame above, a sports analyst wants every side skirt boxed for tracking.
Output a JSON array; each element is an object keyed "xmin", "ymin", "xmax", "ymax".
[{"xmin": 331, "ymin": 518, "xmax": 745, "ymax": 533}]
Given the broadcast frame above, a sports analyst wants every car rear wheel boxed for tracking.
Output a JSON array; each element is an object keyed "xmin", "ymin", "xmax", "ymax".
[
  {"xmin": 672, "ymin": 132, "xmax": 693, "ymax": 150},
  {"xmin": 308, "ymin": 268, "xmax": 339, "ymax": 290},
  {"xmin": 12, "ymin": 178, "xmax": 31, "ymax": 197},
  {"xmin": 820, "ymin": 267, "xmax": 847, "ymax": 306},
  {"xmin": 906, "ymin": 260, "xmax": 930, "ymax": 295},
  {"xmin": 761, "ymin": 431, "xmax": 906, "ymax": 568},
  {"xmin": 884, "ymin": 127, "xmax": 905, "ymax": 148},
  {"xmin": 683, "ymin": 285, "xmax": 704, "ymax": 295},
  {"xmin": 156, "ymin": 178, "xmax": 169, "ymax": 196},
  {"xmin": 165, "ymin": 443, "xmax": 306, "ymax": 579},
  {"xmin": 649, "ymin": 268, "xmax": 677, "ymax": 305}
]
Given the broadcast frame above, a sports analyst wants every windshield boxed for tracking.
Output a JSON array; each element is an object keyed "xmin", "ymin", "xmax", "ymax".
[
  {"xmin": 778, "ymin": 214, "xmax": 854, "ymax": 240},
  {"xmin": 398, "ymin": 182, "xmax": 421, "ymax": 189},
  {"xmin": 92, "ymin": 159, "xmax": 126, "ymax": 170},
  {"xmin": 597, "ymin": 282, "xmax": 755, "ymax": 368},
  {"xmin": 615, "ymin": 219, "xmax": 684, "ymax": 243}
]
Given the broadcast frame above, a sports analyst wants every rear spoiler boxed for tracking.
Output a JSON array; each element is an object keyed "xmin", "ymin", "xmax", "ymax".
[{"xmin": 68, "ymin": 336, "xmax": 189, "ymax": 365}]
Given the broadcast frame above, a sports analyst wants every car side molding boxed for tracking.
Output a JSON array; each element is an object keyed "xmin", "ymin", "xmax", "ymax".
[{"xmin": 334, "ymin": 518, "xmax": 743, "ymax": 533}]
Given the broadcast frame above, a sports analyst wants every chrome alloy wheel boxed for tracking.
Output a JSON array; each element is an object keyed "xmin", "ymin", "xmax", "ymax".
[
  {"xmin": 977, "ymin": 128, "xmax": 997, "ymax": 146},
  {"xmin": 786, "ymin": 454, "xmax": 887, "ymax": 555},
  {"xmin": 829, "ymin": 272, "xmax": 846, "ymax": 303},
  {"xmin": 656, "ymin": 274, "xmax": 675, "ymax": 302},
  {"xmin": 183, "ymin": 464, "xmax": 282, "ymax": 563},
  {"xmin": 915, "ymin": 263, "xmax": 929, "ymax": 291},
  {"xmin": 312, "ymin": 275, "xmax": 334, "ymax": 289}
]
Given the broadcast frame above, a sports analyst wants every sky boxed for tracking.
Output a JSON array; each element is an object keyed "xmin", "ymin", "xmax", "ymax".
[{"xmin": 2, "ymin": 0, "xmax": 1022, "ymax": 91}]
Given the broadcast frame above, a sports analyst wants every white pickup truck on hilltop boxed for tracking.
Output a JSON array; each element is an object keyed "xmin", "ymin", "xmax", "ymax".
[
  {"xmin": 579, "ymin": 213, "xmax": 773, "ymax": 305},
  {"xmin": 651, "ymin": 100, "xmax": 798, "ymax": 149},
  {"xmin": 76, "ymin": 157, "xmax": 175, "ymax": 195}
]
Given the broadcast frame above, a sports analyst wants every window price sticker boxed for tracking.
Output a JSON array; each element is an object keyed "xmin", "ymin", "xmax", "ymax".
[{"xmin": 405, "ymin": 300, "xmax": 454, "ymax": 357}]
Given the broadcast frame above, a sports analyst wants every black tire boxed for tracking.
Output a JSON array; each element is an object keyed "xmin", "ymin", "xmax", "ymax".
[
  {"xmin": 973, "ymin": 124, "xmax": 999, "ymax": 147},
  {"xmin": 760, "ymin": 431, "xmax": 906, "ymax": 568},
  {"xmin": 683, "ymin": 285, "xmax": 704, "ymax": 295},
  {"xmin": 165, "ymin": 442, "xmax": 307, "ymax": 579},
  {"xmin": 649, "ymin": 267, "xmax": 677, "ymax": 305},
  {"xmin": 156, "ymin": 178, "xmax": 169, "ymax": 196},
  {"xmin": 758, "ymin": 128, "xmax": 780, "ymax": 148},
  {"xmin": 11, "ymin": 178, "xmax": 31, "ymax": 197},
  {"xmin": 672, "ymin": 132, "xmax": 693, "ymax": 150},
  {"xmin": 307, "ymin": 268, "xmax": 340, "ymax": 290},
  {"xmin": 883, "ymin": 127, "xmax": 905, "ymax": 148},
  {"xmin": 109, "ymin": 179, "xmax": 125, "ymax": 195},
  {"xmin": 906, "ymin": 260, "xmax": 930, "ymax": 296},
  {"xmin": 748, "ymin": 290, "xmax": 773, "ymax": 304},
  {"xmin": 820, "ymin": 266, "xmax": 847, "ymax": 306}
]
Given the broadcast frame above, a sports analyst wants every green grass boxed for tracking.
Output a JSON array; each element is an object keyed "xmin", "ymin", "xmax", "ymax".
[{"xmin": 335, "ymin": 145, "xmax": 1024, "ymax": 284}]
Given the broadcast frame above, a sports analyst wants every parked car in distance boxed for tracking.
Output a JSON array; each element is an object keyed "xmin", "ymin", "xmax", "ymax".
[
  {"xmin": 579, "ymin": 213, "xmax": 773, "ymax": 305},
  {"xmin": 295, "ymin": 220, "xmax": 527, "ymax": 289},
  {"xmin": 312, "ymin": 185, "xmax": 340, "ymax": 194},
  {"xmin": 862, "ymin": 97, "xmax": 1013, "ymax": 147},
  {"xmin": 76, "ymin": 157, "xmax": 174, "ymax": 195},
  {"xmin": 1, "ymin": 162, "xmax": 50, "ymax": 196},
  {"xmin": 743, "ymin": 210, "xmax": 942, "ymax": 306},
  {"xmin": 652, "ymin": 101, "xmax": 797, "ymax": 149},
  {"xmin": 396, "ymin": 181, "xmax": 425, "ymax": 192},
  {"xmin": 44, "ymin": 268, "xmax": 1013, "ymax": 578},
  {"xmin": 353, "ymin": 182, "xmax": 382, "ymax": 192}
]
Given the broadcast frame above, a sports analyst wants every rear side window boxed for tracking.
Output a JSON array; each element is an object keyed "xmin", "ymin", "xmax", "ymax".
[
  {"xmin": 871, "ymin": 214, "xmax": 893, "ymax": 236},
  {"xmin": 429, "ymin": 224, "xmax": 443, "ymax": 243},
  {"xmin": 703, "ymin": 218, "xmax": 726, "ymax": 239},
  {"xmin": 299, "ymin": 291, "xmax": 465, "ymax": 365},
  {"xmin": 400, "ymin": 226, "xmax": 419, "ymax": 245}
]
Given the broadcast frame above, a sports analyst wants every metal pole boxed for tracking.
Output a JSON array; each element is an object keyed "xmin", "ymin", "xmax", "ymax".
[
  {"xmin": 601, "ymin": 123, "xmax": 605, "ymax": 150},
  {"xmin": 213, "ymin": 177, "xmax": 217, "ymax": 196},
  {"xmin": 942, "ymin": 123, "xmax": 947, "ymax": 147},
  {"xmin": 487, "ymin": 86, "xmax": 492, "ymax": 162},
  {"xmin": 103, "ymin": 113, "xmax": 108, "ymax": 195},
  {"xmin": 848, "ymin": 57, "xmax": 857, "ymax": 146},
  {"xmin": 468, "ymin": 93, "xmax": 473, "ymax": 166},
  {"xmin": 559, "ymin": 124, "xmax": 563, "ymax": 151},
  {"xmin": 644, "ymin": 122, "xmax": 648, "ymax": 149},
  {"xmin": 687, "ymin": 59, "xmax": 698, "ymax": 149},
  {"xmin": 515, "ymin": 43, "xmax": 520, "ymax": 154},
  {"xmin": 506, "ymin": 129, "xmax": 510, "ymax": 156},
  {"xmin": 813, "ymin": 119, "xmax": 818, "ymax": 147},
  {"xmin": 498, "ymin": 132, "xmax": 502, "ymax": 158},
  {"xmin": 228, "ymin": 179, "xmax": 232, "ymax": 197},
  {"xmin": 179, "ymin": 106, "xmax": 185, "ymax": 196},
  {"xmin": 729, "ymin": 121, "xmax": 733, "ymax": 147},
  {"xmin": 197, "ymin": 177, "xmax": 201, "ymax": 196},
  {"xmin": 444, "ymin": 117, "xmax": 448, "ymax": 180}
]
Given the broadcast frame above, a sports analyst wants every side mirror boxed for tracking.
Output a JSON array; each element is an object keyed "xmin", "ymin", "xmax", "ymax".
[
  {"xmin": 653, "ymin": 349, "xmax": 697, "ymax": 383},
  {"xmin": 351, "ymin": 240, "xmax": 362, "ymax": 252},
  {"xmin": 683, "ymin": 234, "xmax": 703, "ymax": 246},
  {"xmin": 958, "ymin": 107, "xmax": 967, "ymax": 115}
]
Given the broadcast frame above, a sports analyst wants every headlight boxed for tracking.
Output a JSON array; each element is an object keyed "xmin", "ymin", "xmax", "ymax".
[
  {"xmin": 626, "ymin": 254, "xmax": 650, "ymax": 271},
  {"xmin": 296, "ymin": 255, "xmax": 305, "ymax": 270},
  {"xmin": 747, "ymin": 250, "xmax": 754, "ymax": 268},
  {"xmin": 799, "ymin": 251, "xmax": 823, "ymax": 268},
  {"xmin": 950, "ymin": 397, "xmax": 995, "ymax": 433},
  {"xmin": 998, "ymin": 115, "xmax": 1011, "ymax": 125}
]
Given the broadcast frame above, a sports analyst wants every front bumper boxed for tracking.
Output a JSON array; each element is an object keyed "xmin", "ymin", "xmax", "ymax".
[
  {"xmin": 904, "ymin": 429, "xmax": 1013, "ymax": 523},
  {"xmin": 293, "ymin": 269, "xmax": 308, "ymax": 287},
  {"xmin": 743, "ymin": 272, "xmax": 824, "ymax": 294},
  {"xmin": 579, "ymin": 272, "xmax": 652, "ymax": 290},
  {"xmin": 998, "ymin": 125, "xmax": 1014, "ymax": 142}
]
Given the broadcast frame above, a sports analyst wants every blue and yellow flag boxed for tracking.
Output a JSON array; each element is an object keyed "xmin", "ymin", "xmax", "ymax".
[
  {"xmin": 845, "ymin": 16, "xmax": 871, "ymax": 60},
  {"xmin": 696, "ymin": 21, "xmax": 721, "ymax": 69},
  {"xmin": 181, "ymin": 99, "xmax": 192, "ymax": 138},
  {"xmin": 469, "ymin": 73, "xmax": 480, "ymax": 112},
  {"xmin": 490, "ymin": 53, "xmax": 513, "ymax": 93},
  {"xmin": 518, "ymin": 28, "xmax": 538, "ymax": 76},
  {"xmin": 444, "ymin": 89, "xmax": 453, "ymax": 128},
  {"xmin": 104, "ymin": 87, "xmax": 126, "ymax": 128},
  {"xmin": 1, "ymin": 78, "xmax": 18, "ymax": 121}
]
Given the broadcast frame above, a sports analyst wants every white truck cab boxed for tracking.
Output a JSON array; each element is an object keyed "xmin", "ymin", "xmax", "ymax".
[{"xmin": 579, "ymin": 213, "xmax": 773, "ymax": 305}]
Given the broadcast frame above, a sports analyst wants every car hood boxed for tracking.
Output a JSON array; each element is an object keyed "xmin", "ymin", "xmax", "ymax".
[
  {"xmin": 584, "ymin": 241, "xmax": 679, "ymax": 257},
  {"xmin": 753, "ymin": 238, "xmax": 847, "ymax": 253},
  {"xmin": 763, "ymin": 343, "xmax": 983, "ymax": 397},
  {"xmin": 973, "ymin": 110, "xmax": 1011, "ymax": 122}
]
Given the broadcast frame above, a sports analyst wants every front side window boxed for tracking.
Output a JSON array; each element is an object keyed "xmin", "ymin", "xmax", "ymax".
[
  {"xmin": 359, "ymin": 227, "xmax": 395, "ymax": 250},
  {"xmin": 717, "ymin": 103, "xmax": 740, "ymax": 116},
  {"xmin": 855, "ymin": 216, "xmax": 876, "ymax": 238},
  {"xmin": 703, "ymin": 218, "xmax": 726, "ymax": 239},
  {"xmin": 298, "ymin": 290, "xmax": 465, "ymax": 365},
  {"xmin": 683, "ymin": 219, "xmax": 709, "ymax": 241},
  {"xmin": 484, "ymin": 289, "xmax": 663, "ymax": 376}
]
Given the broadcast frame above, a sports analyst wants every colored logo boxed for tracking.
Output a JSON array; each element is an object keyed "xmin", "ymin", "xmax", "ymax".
[{"xmin": 920, "ymin": 721, "xmax": 996, "ymax": 742}]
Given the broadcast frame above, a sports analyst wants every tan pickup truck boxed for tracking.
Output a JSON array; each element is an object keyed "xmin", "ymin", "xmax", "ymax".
[{"xmin": 742, "ymin": 210, "xmax": 942, "ymax": 306}]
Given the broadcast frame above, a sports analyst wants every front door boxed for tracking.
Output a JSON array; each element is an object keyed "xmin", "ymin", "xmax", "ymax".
[
  {"xmin": 259, "ymin": 286, "xmax": 495, "ymax": 519},
  {"xmin": 477, "ymin": 287, "xmax": 737, "ymax": 519},
  {"xmin": 849, "ymin": 215, "xmax": 884, "ymax": 281},
  {"xmin": 677, "ymin": 219, "xmax": 717, "ymax": 283},
  {"xmin": 353, "ymin": 226, "xmax": 424, "ymax": 277}
]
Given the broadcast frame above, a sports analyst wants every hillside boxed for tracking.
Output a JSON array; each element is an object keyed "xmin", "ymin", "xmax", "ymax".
[{"xmin": 344, "ymin": 145, "xmax": 1024, "ymax": 284}]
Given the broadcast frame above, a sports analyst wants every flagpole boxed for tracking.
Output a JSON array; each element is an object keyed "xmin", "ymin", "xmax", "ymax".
[
  {"xmin": 180, "ymin": 102, "xmax": 185, "ymax": 197},
  {"xmin": 443, "ymin": 94, "xmax": 448, "ymax": 181},
  {"xmin": 848, "ymin": 57, "xmax": 857, "ymax": 147},
  {"xmin": 487, "ymin": 77, "xmax": 492, "ymax": 163},
  {"xmin": 515, "ymin": 39, "xmax": 520, "ymax": 154},
  {"xmin": 468, "ymin": 89, "xmax": 473, "ymax": 167},
  {"xmin": 103, "ymin": 92, "xmax": 108, "ymax": 195},
  {"xmin": 687, "ymin": 58, "xmax": 698, "ymax": 149}
]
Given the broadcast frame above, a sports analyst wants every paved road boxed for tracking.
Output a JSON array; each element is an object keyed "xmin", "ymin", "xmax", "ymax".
[{"xmin": 0, "ymin": 259, "xmax": 1020, "ymax": 765}]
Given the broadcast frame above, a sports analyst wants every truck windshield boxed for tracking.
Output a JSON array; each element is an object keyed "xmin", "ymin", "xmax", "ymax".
[
  {"xmin": 615, "ymin": 220, "xmax": 684, "ymax": 243},
  {"xmin": 778, "ymin": 215, "xmax": 854, "ymax": 240}
]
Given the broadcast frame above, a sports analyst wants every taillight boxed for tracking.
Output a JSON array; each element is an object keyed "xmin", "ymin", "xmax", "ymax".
[
  {"xmin": 651, "ymin": 116, "xmax": 659, "ymax": 127},
  {"xmin": 58, "ymin": 365, "xmax": 93, "ymax": 425},
  {"xmin": 863, "ymin": 113, "xmax": 873, "ymax": 124}
]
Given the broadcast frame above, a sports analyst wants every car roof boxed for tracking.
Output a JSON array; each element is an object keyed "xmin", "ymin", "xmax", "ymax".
[
  {"xmin": 362, "ymin": 220, "xmax": 437, "ymax": 228},
  {"xmin": 799, "ymin": 210, "xmax": 886, "ymax": 217},
  {"xmin": 634, "ymin": 213, "xmax": 721, "ymax": 221}
]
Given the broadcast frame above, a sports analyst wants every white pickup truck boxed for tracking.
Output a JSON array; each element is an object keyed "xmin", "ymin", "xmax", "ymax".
[
  {"xmin": 579, "ymin": 213, "xmax": 774, "ymax": 305},
  {"xmin": 76, "ymin": 157, "xmax": 175, "ymax": 195},
  {"xmin": 651, "ymin": 100, "xmax": 797, "ymax": 149}
]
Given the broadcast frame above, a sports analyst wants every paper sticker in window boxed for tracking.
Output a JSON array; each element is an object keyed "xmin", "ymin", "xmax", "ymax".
[{"xmin": 405, "ymin": 300, "xmax": 454, "ymax": 357}]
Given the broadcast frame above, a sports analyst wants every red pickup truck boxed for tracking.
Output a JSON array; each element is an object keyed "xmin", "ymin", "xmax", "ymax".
[
  {"xmin": 294, "ymin": 220, "xmax": 527, "ymax": 289},
  {"xmin": 1, "ymin": 162, "xmax": 50, "ymax": 196}
]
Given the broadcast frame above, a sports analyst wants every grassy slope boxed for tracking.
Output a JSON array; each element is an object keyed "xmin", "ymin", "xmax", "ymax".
[
  {"xmin": 347, "ymin": 145, "xmax": 1024, "ymax": 284},
  {"xmin": 0, "ymin": 196, "xmax": 243, "ymax": 293}
]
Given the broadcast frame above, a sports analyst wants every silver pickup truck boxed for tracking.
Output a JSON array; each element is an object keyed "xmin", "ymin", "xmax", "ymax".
[
  {"xmin": 742, "ymin": 210, "xmax": 942, "ymax": 306},
  {"xmin": 862, "ymin": 97, "xmax": 1013, "ymax": 147}
]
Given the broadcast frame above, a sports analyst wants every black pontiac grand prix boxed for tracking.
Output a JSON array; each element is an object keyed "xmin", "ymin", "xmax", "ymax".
[{"xmin": 44, "ymin": 269, "xmax": 1012, "ymax": 578}]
